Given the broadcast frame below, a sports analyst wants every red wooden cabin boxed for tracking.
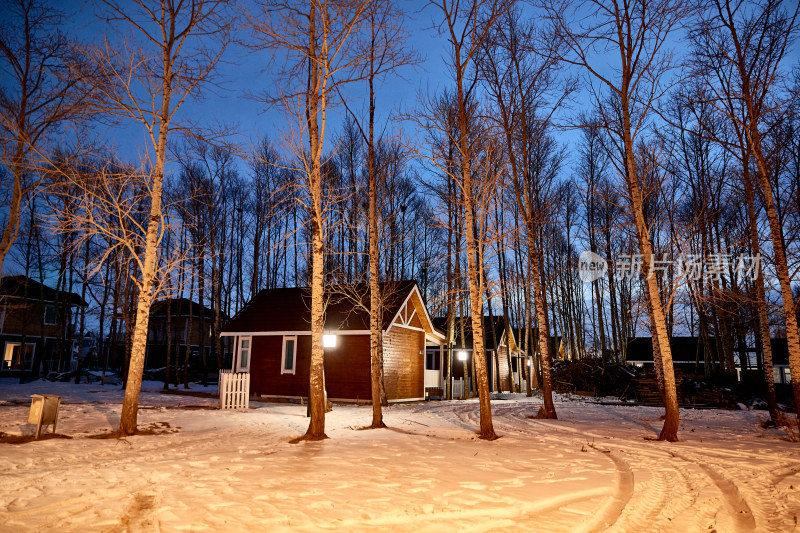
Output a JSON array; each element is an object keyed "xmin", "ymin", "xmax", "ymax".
[{"xmin": 221, "ymin": 281, "xmax": 446, "ymax": 402}]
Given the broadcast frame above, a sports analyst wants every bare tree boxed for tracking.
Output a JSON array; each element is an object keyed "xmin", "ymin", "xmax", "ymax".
[
  {"xmin": 335, "ymin": 0, "xmax": 419, "ymax": 429},
  {"xmin": 693, "ymin": 0, "xmax": 800, "ymax": 423},
  {"xmin": 478, "ymin": 4, "xmax": 573, "ymax": 418},
  {"xmin": 420, "ymin": 0, "xmax": 511, "ymax": 440},
  {"xmin": 251, "ymin": 0, "xmax": 372, "ymax": 441},
  {"xmin": 0, "ymin": 0, "xmax": 85, "ymax": 278},
  {"xmin": 543, "ymin": 0, "xmax": 695, "ymax": 441},
  {"xmin": 71, "ymin": 0, "xmax": 233, "ymax": 435}
]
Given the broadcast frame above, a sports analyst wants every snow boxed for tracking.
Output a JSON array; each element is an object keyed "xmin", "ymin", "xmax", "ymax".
[{"xmin": 1, "ymin": 379, "xmax": 799, "ymax": 532}]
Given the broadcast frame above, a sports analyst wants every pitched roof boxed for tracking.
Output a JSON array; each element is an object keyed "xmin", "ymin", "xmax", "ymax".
[
  {"xmin": 0, "ymin": 275, "xmax": 87, "ymax": 306},
  {"xmin": 150, "ymin": 298, "xmax": 226, "ymax": 320},
  {"xmin": 625, "ymin": 336, "xmax": 790, "ymax": 365},
  {"xmin": 222, "ymin": 280, "xmax": 423, "ymax": 334},
  {"xmin": 432, "ymin": 315, "xmax": 512, "ymax": 349}
]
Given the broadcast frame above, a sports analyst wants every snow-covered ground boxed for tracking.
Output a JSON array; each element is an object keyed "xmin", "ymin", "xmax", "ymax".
[{"xmin": 1, "ymin": 378, "xmax": 798, "ymax": 532}]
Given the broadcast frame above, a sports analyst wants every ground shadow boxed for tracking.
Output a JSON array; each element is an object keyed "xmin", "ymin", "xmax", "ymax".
[{"xmin": 0, "ymin": 431, "xmax": 72, "ymax": 444}]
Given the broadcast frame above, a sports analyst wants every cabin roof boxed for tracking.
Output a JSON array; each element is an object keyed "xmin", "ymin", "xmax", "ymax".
[
  {"xmin": 432, "ymin": 315, "xmax": 515, "ymax": 350},
  {"xmin": 625, "ymin": 336, "xmax": 790, "ymax": 365},
  {"xmin": 150, "ymin": 298, "xmax": 226, "ymax": 320},
  {"xmin": 0, "ymin": 275, "xmax": 87, "ymax": 307},
  {"xmin": 221, "ymin": 280, "xmax": 442, "ymax": 337}
]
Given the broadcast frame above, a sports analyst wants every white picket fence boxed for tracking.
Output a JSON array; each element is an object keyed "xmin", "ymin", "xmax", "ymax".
[
  {"xmin": 451, "ymin": 378, "xmax": 464, "ymax": 399},
  {"xmin": 219, "ymin": 370, "xmax": 250, "ymax": 410}
]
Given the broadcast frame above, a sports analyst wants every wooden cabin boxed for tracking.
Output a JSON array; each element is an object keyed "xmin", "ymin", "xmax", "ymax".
[
  {"xmin": 0, "ymin": 275, "xmax": 87, "ymax": 376},
  {"xmin": 221, "ymin": 281, "xmax": 446, "ymax": 402},
  {"xmin": 432, "ymin": 316, "xmax": 519, "ymax": 393}
]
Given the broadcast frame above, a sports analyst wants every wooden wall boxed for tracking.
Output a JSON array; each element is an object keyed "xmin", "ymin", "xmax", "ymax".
[
  {"xmin": 1, "ymin": 302, "xmax": 64, "ymax": 338},
  {"xmin": 249, "ymin": 334, "xmax": 372, "ymax": 400},
  {"xmin": 498, "ymin": 345, "xmax": 512, "ymax": 391},
  {"xmin": 323, "ymin": 335, "xmax": 371, "ymax": 400},
  {"xmin": 383, "ymin": 326, "xmax": 424, "ymax": 400}
]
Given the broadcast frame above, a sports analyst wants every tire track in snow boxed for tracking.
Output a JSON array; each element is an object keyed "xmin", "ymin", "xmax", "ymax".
[
  {"xmin": 772, "ymin": 463, "xmax": 800, "ymax": 485},
  {"xmin": 672, "ymin": 452, "xmax": 756, "ymax": 532},
  {"xmin": 606, "ymin": 457, "xmax": 672, "ymax": 533},
  {"xmin": 571, "ymin": 446, "xmax": 634, "ymax": 533},
  {"xmin": 484, "ymin": 404, "xmax": 712, "ymax": 532},
  {"xmin": 481, "ymin": 406, "xmax": 643, "ymax": 531},
  {"xmin": 679, "ymin": 454, "xmax": 799, "ymax": 533}
]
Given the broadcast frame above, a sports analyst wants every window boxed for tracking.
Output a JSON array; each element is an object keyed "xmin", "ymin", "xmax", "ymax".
[
  {"xmin": 282, "ymin": 336, "xmax": 296, "ymax": 374},
  {"xmin": 237, "ymin": 336, "xmax": 251, "ymax": 372},
  {"xmin": 44, "ymin": 305, "xmax": 57, "ymax": 326},
  {"xmin": 2, "ymin": 342, "xmax": 34, "ymax": 371},
  {"xmin": 425, "ymin": 351, "xmax": 440, "ymax": 371}
]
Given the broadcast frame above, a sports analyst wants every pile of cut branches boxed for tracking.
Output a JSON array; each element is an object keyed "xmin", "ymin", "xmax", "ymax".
[{"xmin": 551, "ymin": 358, "xmax": 638, "ymax": 399}]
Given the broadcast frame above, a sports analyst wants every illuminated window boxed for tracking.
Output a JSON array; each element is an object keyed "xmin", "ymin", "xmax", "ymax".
[{"xmin": 2, "ymin": 342, "xmax": 34, "ymax": 371}]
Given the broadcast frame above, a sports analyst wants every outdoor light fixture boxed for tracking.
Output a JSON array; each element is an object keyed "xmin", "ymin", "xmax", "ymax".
[
  {"xmin": 458, "ymin": 351, "xmax": 467, "ymax": 361},
  {"xmin": 323, "ymin": 334, "xmax": 337, "ymax": 348}
]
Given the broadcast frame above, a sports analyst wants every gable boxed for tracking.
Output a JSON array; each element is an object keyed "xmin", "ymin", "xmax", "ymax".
[
  {"xmin": 386, "ymin": 286, "xmax": 445, "ymax": 341},
  {"xmin": 221, "ymin": 281, "xmax": 440, "ymax": 337}
]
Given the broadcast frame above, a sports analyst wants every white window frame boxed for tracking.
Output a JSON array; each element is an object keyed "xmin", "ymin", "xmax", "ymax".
[
  {"xmin": 237, "ymin": 336, "xmax": 252, "ymax": 372},
  {"xmin": 281, "ymin": 335, "xmax": 297, "ymax": 375}
]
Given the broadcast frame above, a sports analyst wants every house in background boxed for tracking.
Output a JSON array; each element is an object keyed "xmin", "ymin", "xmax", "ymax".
[
  {"xmin": 509, "ymin": 328, "xmax": 563, "ymax": 392},
  {"xmin": 146, "ymin": 298, "xmax": 232, "ymax": 371},
  {"xmin": 0, "ymin": 275, "xmax": 87, "ymax": 376},
  {"xmin": 221, "ymin": 281, "xmax": 446, "ymax": 402},
  {"xmin": 626, "ymin": 335, "xmax": 792, "ymax": 384},
  {"xmin": 432, "ymin": 316, "xmax": 519, "ymax": 394}
]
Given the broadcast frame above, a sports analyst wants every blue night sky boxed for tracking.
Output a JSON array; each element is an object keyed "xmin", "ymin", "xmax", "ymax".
[{"xmin": 60, "ymin": 0, "xmax": 463, "ymax": 170}]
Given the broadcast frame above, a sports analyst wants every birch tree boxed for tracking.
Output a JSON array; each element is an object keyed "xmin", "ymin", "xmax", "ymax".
[
  {"xmin": 693, "ymin": 0, "xmax": 800, "ymax": 423},
  {"xmin": 543, "ymin": 0, "xmax": 694, "ymax": 440},
  {"xmin": 479, "ymin": 5, "xmax": 573, "ymax": 417},
  {"xmin": 423, "ymin": 0, "xmax": 511, "ymax": 440},
  {"xmin": 73, "ymin": 0, "xmax": 233, "ymax": 435},
  {"xmin": 339, "ymin": 0, "xmax": 418, "ymax": 429},
  {"xmin": 251, "ymin": 0, "xmax": 372, "ymax": 441}
]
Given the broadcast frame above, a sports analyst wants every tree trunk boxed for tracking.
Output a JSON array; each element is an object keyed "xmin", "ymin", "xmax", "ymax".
[
  {"xmin": 745, "ymin": 155, "xmax": 785, "ymax": 424},
  {"xmin": 527, "ymin": 229, "xmax": 556, "ymax": 417},
  {"xmin": 367, "ymin": 59, "xmax": 384, "ymax": 428},
  {"xmin": 621, "ymin": 104, "xmax": 679, "ymax": 441},
  {"xmin": 301, "ymin": 3, "xmax": 327, "ymax": 441},
  {"xmin": 118, "ymin": 146, "xmax": 167, "ymax": 434}
]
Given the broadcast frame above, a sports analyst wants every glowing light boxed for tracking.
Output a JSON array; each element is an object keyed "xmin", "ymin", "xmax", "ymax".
[
  {"xmin": 458, "ymin": 351, "xmax": 467, "ymax": 361},
  {"xmin": 323, "ymin": 334, "xmax": 337, "ymax": 348}
]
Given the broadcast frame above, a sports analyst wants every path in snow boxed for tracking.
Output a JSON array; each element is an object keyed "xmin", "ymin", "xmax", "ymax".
[{"xmin": 0, "ymin": 380, "xmax": 799, "ymax": 532}]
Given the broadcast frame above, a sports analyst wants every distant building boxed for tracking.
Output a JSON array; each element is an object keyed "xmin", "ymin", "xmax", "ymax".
[
  {"xmin": 146, "ymin": 298, "xmax": 232, "ymax": 370},
  {"xmin": 0, "ymin": 275, "xmax": 87, "ymax": 376},
  {"xmin": 432, "ymin": 316, "xmax": 520, "ymax": 393},
  {"xmin": 625, "ymin": 336, "xmax": 791, "ymax": 383}
]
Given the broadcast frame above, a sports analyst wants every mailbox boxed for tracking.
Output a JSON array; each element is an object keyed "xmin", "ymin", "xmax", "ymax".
[{"xmin": 28, "ymin": 394, "xmax": 62, "ymax": 439}]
